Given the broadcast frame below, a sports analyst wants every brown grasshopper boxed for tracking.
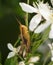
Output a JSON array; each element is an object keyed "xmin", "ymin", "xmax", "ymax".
[{"xmin": 16, "ymin": 18, "xmax": 30, "ymax": 57}]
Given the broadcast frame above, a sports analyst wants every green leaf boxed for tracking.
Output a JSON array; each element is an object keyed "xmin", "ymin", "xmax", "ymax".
[
  {"xmin": 0, "ymin": 63, "xmax": 2, "ymax": 65},
  {"xmin": 4, "ymin": 56, "xmax": 18, "ymax": 65},
  {"xmin": 31, "ymin": 26, "xmax": 50, "ymax": 53},
  {"xmin": 31, "ymin": 39, "xmax": 43, "ymax": 53},
  {"xmin": 0, "ymin": 52, "xmax": 1, "ymax": 63},
  {"xmin": 48, "ymin": 61, "xmax": 53, "ymax": 65},
  {"xmin": 42, "ymin": 26, "xmax": 50, "ymax": 41}
]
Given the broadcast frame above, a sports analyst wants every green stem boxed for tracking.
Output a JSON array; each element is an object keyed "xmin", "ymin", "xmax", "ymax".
[
  {"xmin": 31, "ymin": 34, "xmax": 35, "ymax": 41},
  {"xmin": 17, "ymin": 54, "xmax": 23, "ymax": 61},
  {"xmin": 25, "ymin": 0, "xmax": 29, "ymax": 27},
  {"xmin": 43, "ymin": 51, "xmax": 51, "ymax": 65},
  {"xmin": 14, "ymin": 37, "xmax": 20, "ymax": 47},
  {"xmin": 27, "ymin": 0, "xmax": 29, "ymax": 4}
]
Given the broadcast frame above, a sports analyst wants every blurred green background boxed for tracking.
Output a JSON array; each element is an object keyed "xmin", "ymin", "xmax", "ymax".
[{"xmin": 0, "ymin": 0, "xmax": 52, "ymax": 64}]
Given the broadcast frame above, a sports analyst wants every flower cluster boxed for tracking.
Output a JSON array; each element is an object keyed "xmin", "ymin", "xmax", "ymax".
[
  {"xmin": 7, "ymin": 43, "xmax": 40, "ymax": 65},
  {"xmin": 19, "ymin": 0, "xmax": 53, "ymax": 63},
  {"xmin": 18, "ymin": 56, "xmax": 39, "ymax": 65}
]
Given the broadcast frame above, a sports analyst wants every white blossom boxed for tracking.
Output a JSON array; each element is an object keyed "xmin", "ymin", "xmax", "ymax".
[
  {"xmin": 28, "ymin": 56, "xmax": 39, "ymax": 63},
  {"xmin": 18, "ymin": 56, "xmax": 39, "ymax": 65},
  {"xmin": 7, "ymin": 43, "xmax": 21, "ymax": 59},
  {"xmin": 33, "ymin": 2, "xmax": 53, "ymax": 39},
  {"xmin": 19, "ymin": 1, "xmax": 53, "ymax": 38},
  {"xmin": 19, "ymin": 1, "xmax": 43, "ymax": 31},
  {"xmin": 18, "ymin": 61, "xmax": 25, "ymax": 65},
  {"xmin": 48, "ymin": 43, "xmax": 53, "ymax": 61},
  {"xmin": 29, "ymin": 63, "xmax": 34, "ymax": 65}
]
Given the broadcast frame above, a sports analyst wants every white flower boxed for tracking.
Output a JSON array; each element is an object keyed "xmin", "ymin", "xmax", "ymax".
[
  {"xmin": 29, "ymin": 63, "xmax": 34, "ymax": 65},
  {"xmin": 19, "ymin": 1, "xmax": 53, "ymax": 38},
  {"xmin": 19, "ymin": 1, "xmax": 52, "ymax": 38},
  {"xmin": 35, "ymin": 2, "xmax": 53, "ymax": 38},
  {"xmin": 28, "ymin": 56, "xmax": 39, "ymax": 63},
  {"xmin": 19, "ymin": 2, "xmax": 51, "ymax": 30},
  {"xmin": 34, "ymin": 11, "xmax": 53, "ymax": 38},
  {"xmin": 18, "ymin": 56, "xmax": 39, "ymax": 65},
  {"xmin": 19, "ymin": 2, "xmax": 41, "ymax": 31},
  {"xmin": 7, "ymin": 43, "xmax": 21, "ymax": 59},
  {"xmin": 32, "ymin": 2, "xmax": 53, "ymax": 39},
  {"xmin": 48, "ymin": 43, "xmax": 53, "ymax": 61},
  {"xmin": 19, "ymin": 61, "xmax": 25, "ymax": 65}
]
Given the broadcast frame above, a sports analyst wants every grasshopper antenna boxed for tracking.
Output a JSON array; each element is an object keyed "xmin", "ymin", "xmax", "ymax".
[
  {"xmin": 15, "ymin": 15, "xmax": 22, "ymax": 26},
  {"xmin": 16, "ymin": 17, "xmax": 22, "ymax": 26}
]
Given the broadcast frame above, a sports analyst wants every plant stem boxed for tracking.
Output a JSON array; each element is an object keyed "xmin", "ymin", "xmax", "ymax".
[
  {"xmin": 27, "ymin": 0, "xmax": 29, "ymax": 4},
  {"xmin": 25, "ymin": 0, "xmax": 29, "ymax": 27},
  {"xmin": 43, "ymin": 51, "xmax": 51, "ymax": 65},
  {"xmin": 17, "ymin": 54, "xmax": 23, "ymax": 61},
  {"xmin": 14, "ymin": 37, "xmax": 20, "ymax": 47}
]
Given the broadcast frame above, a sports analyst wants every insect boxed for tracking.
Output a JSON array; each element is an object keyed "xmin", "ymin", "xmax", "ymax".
[{"xmin": 16, "ymin": 18, "xmax": 30, "ymax": 57}]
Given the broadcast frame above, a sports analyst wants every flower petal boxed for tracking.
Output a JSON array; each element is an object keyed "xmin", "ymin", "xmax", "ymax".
[
  {"xmin": 19, "ymin": 3, "xmax": 38, "ymax": 13},
  {"xmin": 51, "ymin": 50, "xmax": 53, "ymax": 57},
  {"xmin": 34, "ymin": 21, "xmax": 51, "ymax": 33},
  {"xmin": 7, "ymin": 52, "xmax": 15, "ymax": 59},
  {"xmin": 19, "ymin": 61, "xmax": 25, "ymax": 65},
  {"xmin": 51, "ymin": 57, "xmax": 53, "ymax": 61},
  {"xmin": 49, "ymin": 24, "xmax": 53, "ymax": 38},
  {"xmin": 17, "ymin": 46, "xmax": 21, "ymax": 53},
  {"xmin": 28, "ymin": 56, "xmax": 39, "ymax": 63},
  {"xmin": 29, "ymin": 63, "xmax": 34, "ymax": 65},
  {"xmin": 23, "ymin": 49, "xmax": 26, "ymax": 57},
  {"xmin": 7, "ymin": 43, "xmax": 14, "ymax": 51},
  {"xmin": 38, "ymin": 2, "xmax": 51, "ymax": 20},
  {"xmin": 29, "ymin": 14, "xmax": 41, "ymax": 31},
  {"xmin": 48, "ymin": 43, "xmax": 52, "ymax": 50},
  {"xmin": 52, "ymin": 43, "xmax": 53, "ymax": 47}
]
